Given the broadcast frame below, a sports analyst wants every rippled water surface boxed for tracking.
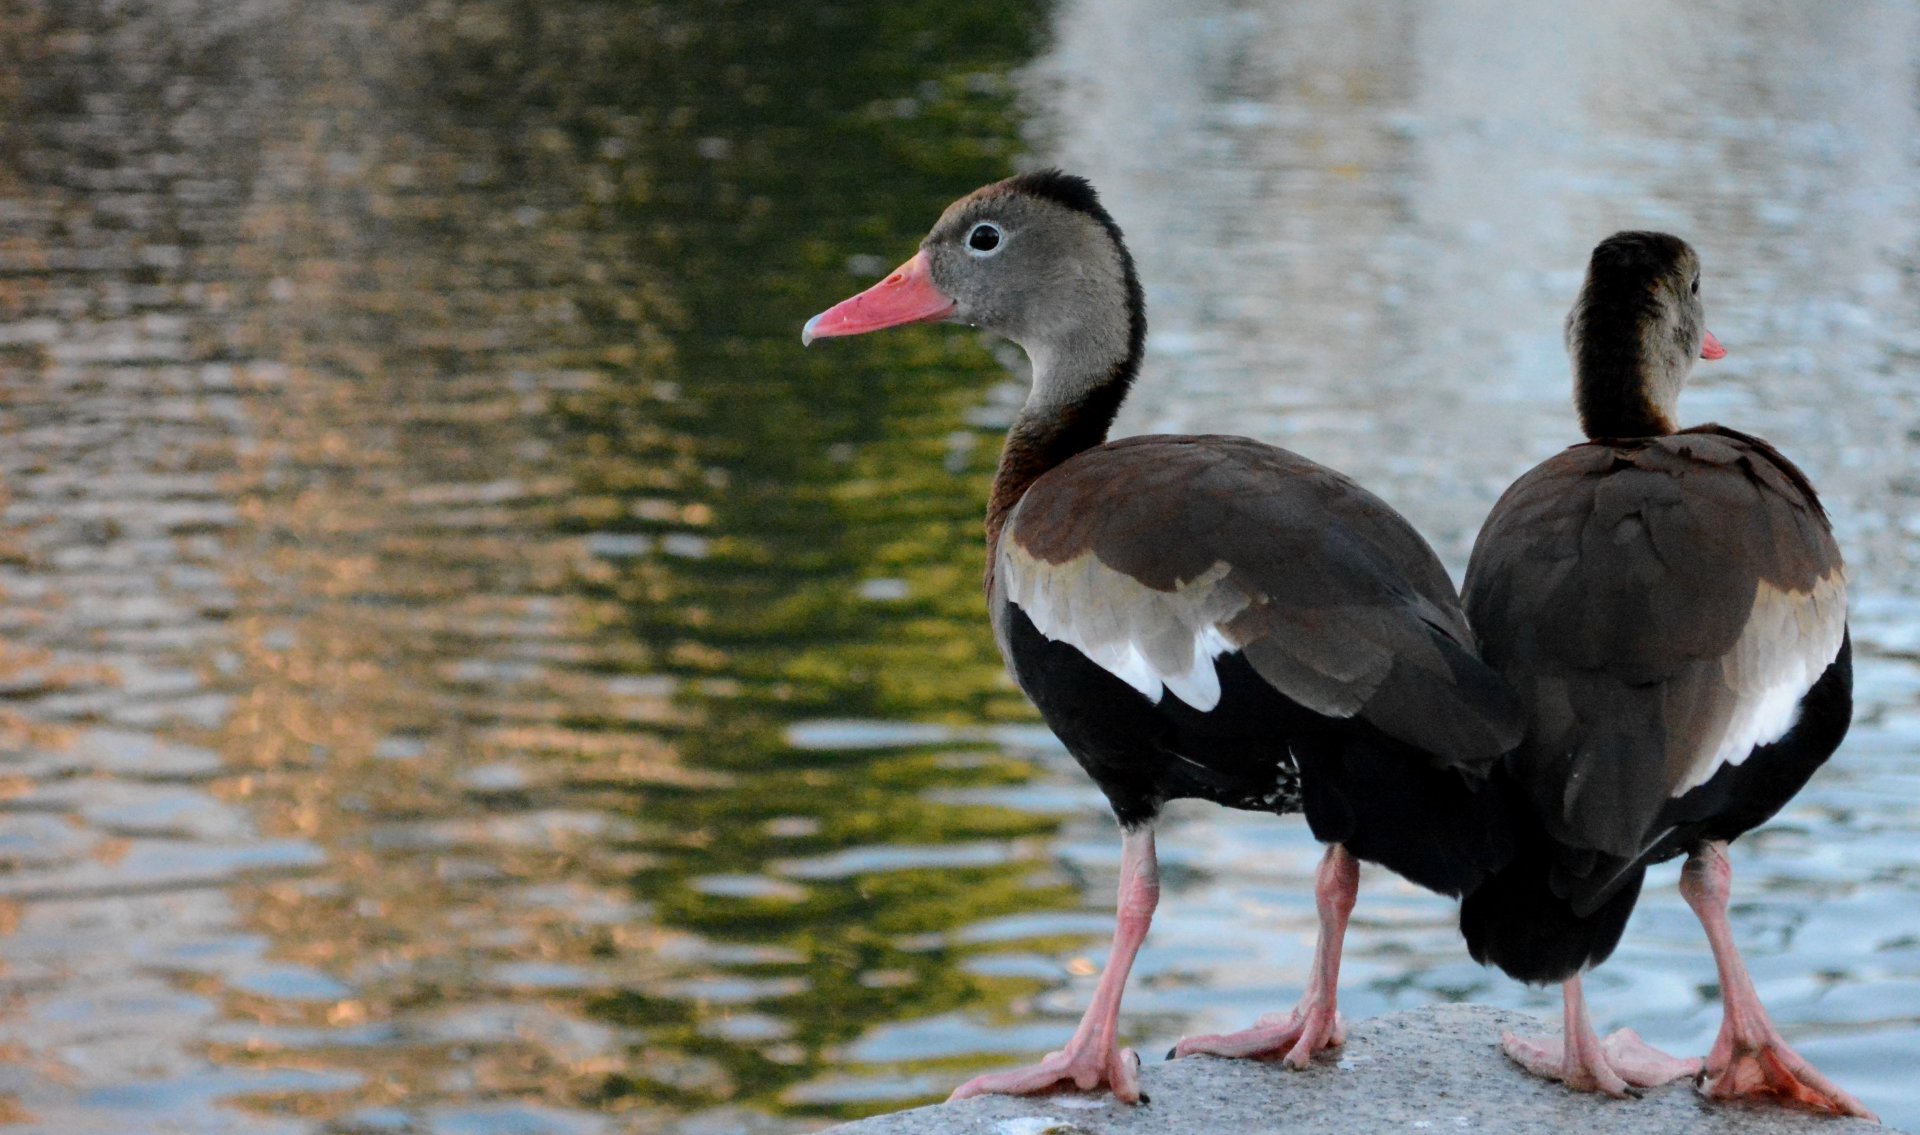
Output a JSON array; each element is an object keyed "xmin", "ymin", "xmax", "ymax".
[{"xmin": 1, "ymin": 1, "xmax": 1916, "ymax": 1132}]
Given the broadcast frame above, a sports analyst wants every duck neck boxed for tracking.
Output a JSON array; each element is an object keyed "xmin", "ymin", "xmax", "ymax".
[
  {"xmin": 985, "ymin": 322, "xmax": 1143, "ymax": 555},
  {"xmin": 1571, "ymin": 311, "xmax": 1682, "ymax": 439}
]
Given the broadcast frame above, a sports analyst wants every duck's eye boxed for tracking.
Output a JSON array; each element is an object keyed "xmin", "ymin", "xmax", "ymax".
[{"xmin": 966, "ymin": 223, "xmax": 1003, "ymax": 255}]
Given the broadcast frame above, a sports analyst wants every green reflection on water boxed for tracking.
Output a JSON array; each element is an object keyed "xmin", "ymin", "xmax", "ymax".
[{"xmin": 513, "ymin": 0, "xmax": 1071, "ymax": 1121}]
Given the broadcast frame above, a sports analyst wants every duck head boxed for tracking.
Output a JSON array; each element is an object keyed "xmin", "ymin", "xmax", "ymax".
[{"xmin": 1567, "ymin": 230, "xmax": 1725, "ymax": 438}]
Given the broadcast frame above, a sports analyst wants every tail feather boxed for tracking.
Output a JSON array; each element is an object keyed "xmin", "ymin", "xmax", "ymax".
[{"xmin": 1459, "ymin": 811, "xmax": 1644, "ymax": 984}]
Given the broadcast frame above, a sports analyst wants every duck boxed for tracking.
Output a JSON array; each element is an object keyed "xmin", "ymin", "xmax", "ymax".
[
  {"xmin": 1457, "ymin": 231, "xmax": 1872, "ymax": 1118},
  {"xmin": 805, "ymin": 170, "xmax": 1520, "ymax": 1103}
]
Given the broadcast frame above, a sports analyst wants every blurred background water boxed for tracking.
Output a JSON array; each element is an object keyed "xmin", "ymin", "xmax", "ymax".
[{"xmin": 0, "ymin": 1, "xmax": 1915, "ymax": 1132}]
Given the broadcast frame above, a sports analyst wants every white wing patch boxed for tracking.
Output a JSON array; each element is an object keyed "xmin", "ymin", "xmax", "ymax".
[
  {"xmin": 1672, "ymin": 571, "xmax": 1848, "ymax": 794},
  {"xmin": 999, "ymin": 547, "xmax": 1249, "ymax": 713},
  {"xmin": 1161, "ymin": 624, "xmax": 1237, "ymax": 709}
]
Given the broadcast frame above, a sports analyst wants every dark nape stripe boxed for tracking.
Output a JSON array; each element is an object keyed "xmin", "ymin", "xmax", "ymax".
[
  {"xmin": 1574, "ymin": 301, "xmax": 1671, "ymax": 438},
  {"xmin": 1113, "ymin": 231, "xmax": 1147, "ymax": 398}
]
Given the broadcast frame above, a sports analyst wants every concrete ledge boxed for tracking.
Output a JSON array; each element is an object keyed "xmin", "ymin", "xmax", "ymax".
[{"xmin": 825, "ymin": 1004, "xmax": 1893, "ymax": 1135}]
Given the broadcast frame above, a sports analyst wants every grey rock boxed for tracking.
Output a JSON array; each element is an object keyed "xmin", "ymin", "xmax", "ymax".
[{"xmin": 824, "ymin": 1004, "xmax": 1894, "ymax": 1135}]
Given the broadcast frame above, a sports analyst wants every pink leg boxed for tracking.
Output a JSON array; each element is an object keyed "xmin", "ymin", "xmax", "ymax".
[
  {"xmin": 949, "ymin": 826, "xmax": 1160, "ymax": 1103},
  {"xmin": 1172, "ymin": 843, "xmax": 1357, "ymax": 1068},
  {"xmin": 1679, "ymin": 842, "xmax": 1877, "ymax": 1120},
  {"xmin": 1503, "ymin": 975, "xmax": 1699, "ymax": 1097}
]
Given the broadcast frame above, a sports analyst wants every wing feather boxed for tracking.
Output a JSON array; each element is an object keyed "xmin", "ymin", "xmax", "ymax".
[
  {"xmin": 1465, "ymin": 427, "xmax": 1845, "ymax": 858},
  {"xmin": 996, "ymin": 435, "xmax": 1519, "ymax": 770}
]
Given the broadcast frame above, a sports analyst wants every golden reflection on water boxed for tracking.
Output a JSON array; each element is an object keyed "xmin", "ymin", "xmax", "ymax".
[{"xmin": 0, "ymin": 0, "xmax": 1070, "ymax": 1129}]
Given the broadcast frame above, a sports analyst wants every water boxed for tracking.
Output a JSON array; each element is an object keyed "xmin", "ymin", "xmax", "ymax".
[{"xmin": 0, "ymin": 1, "xmax": 1914, "ymax": 1132}]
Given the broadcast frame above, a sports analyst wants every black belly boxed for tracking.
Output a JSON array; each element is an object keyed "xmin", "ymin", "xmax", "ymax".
[{"xmin": 1003, "ymin": 603, "xmax": 1510, "ymax": 898}]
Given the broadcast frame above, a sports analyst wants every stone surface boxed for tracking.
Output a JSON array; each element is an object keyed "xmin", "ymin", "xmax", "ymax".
[{"xmin": 824, "ymin": 1004, "xmax": 1896, "ymax": 1135}]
